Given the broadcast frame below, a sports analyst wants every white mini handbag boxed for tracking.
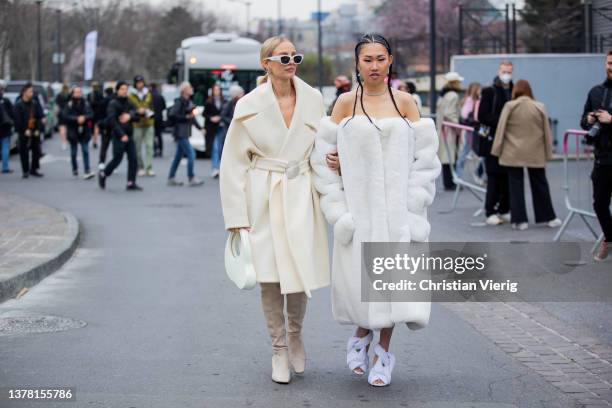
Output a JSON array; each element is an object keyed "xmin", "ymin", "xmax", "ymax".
[{"xmin": 224, "ymin": 229, "xmax": 257, "ymax": 290}]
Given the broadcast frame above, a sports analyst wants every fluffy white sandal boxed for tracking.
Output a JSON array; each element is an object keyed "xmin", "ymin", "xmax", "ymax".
[
  {"xmin": 346, "ymin": 331, "xmax": 373, "ymax": 376},
  {"xmin": 368, "ymin": 344, "xmax": 396, "ymax": 387}
]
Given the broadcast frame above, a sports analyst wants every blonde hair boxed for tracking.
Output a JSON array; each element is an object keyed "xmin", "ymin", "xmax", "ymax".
[{"xmin": 257, "ymin": 35, "xmax": 290, "ymax": 86}]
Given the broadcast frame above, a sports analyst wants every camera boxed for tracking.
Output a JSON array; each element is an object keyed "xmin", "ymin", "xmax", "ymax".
[{"xmin": 588, "ymin": 121, "xmax": 601, "ymax": 138}]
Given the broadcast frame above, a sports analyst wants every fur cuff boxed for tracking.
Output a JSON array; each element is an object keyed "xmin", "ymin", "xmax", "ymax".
[{"xmin": 334, "ymin": 212, "xmax": 355, "ymax": 245}]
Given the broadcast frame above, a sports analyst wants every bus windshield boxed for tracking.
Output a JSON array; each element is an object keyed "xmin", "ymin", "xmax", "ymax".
[{"xmin": 189, "ymin": 69, "xmax": 261, "ymax": 105}]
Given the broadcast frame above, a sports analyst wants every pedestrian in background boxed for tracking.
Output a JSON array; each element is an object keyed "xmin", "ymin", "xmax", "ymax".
[
  {"xmin": 88, "ymin": 82, "xmax": 104, "ymax": 149},
  {"xmin": 405, "ymin": 81, "xmax": 422, "ymax": 112},
  {"xmin": 436, "ymin": 71, "xmax": 463, "ymax": 190},
  {"xmin": 129, "ymin": 75, "xmax": 156, "ymax": 177},
  {"xmin": 98, "ymin": 81, "xmax": 142, "ymax": 191},
  {"xmin": 98, "ymin": 87, "xmax": 114, "ymax": 169},
  {"xmin": 211, "ymin": 84, "xmax": 243, "ymax": 178},
  {"xmin": 14, "ymin": 83, "xmax": 44, "ymax": 178},
  {"xmin": 55, "ymin": 84, "xmax": 70, "ymax": 150},
  {"xmin": 150, "ymin": 82, "xmax": 166, "ymax": 158},
  {"xmin": 491, "ymin": 79, "xmax": 561, "ymax": 231},
  {"xmin": 581, "ymin": 50, "xmax": 612, "ymax": 261},
  {"xmin": 166, "ymin": 81, "xmax": 204, "ymax": 187},
  {"xmin": 327, "ymin": 75, "xmax": 351, "ymax": 115},
  {"xmin": 203, "ymin": 84, "xmax": 224, "ymax": 168},
  {"xmin": 0, "ymin": 82, "xmax": 15, "ymax": 174},
  {"xmin": 456, "ymin": 82, "xmax": 481, "ymax": 179},
  {"xmin": 479, "ymin": 60, "xmax": 514, "ymax": 226},
  {"xmin": 63, "ymin": 87, "xmax": 95, "ymax": 179}
]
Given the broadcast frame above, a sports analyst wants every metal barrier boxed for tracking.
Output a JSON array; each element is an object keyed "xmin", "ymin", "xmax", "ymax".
[
  {"xmin": 438, "ymin": 121, "xmax": 486, "ymax": 216},
  {"xmin": 553, "ymin": 129, "xmax": 605, "ymax": 252}
]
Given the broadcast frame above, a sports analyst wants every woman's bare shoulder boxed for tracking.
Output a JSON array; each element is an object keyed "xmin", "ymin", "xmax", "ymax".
[
  {"xmin": 330, "ymin": 91, "xmax": 356, "ymax": 124},
  {"xmin": 391, "ymin": 89, "xmax": 420, "ymax": 121}
]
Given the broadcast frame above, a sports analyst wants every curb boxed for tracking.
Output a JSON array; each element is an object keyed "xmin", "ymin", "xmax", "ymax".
[{"xmin": 0, "ymin": 212, "xmax": 81, "ymax": 304}]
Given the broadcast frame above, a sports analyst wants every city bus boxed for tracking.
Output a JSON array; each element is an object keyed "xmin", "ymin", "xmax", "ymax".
[{"xmin": 170, "ymin": 33, "xmax": 263, "ymax": 155}]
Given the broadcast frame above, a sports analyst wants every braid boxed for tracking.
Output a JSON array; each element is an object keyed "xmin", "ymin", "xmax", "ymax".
[{"xmin": 387, "ymin": 62, "xmax": 412, "ymax": 128}]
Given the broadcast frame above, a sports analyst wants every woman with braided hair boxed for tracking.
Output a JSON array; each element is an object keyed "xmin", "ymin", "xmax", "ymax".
[{"xmin": 310, "ymin": 33, "xmax": 441, "ymax": 386}]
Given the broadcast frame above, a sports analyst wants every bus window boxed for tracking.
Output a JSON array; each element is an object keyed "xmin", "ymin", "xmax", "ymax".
[{"xmin": 188, "ymin": 69, "xmax": 261, "ymax": 104}]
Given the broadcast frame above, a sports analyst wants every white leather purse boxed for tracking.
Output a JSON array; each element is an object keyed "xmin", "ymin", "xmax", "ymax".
[{"xmin": 224, "ymin": 229, "xmax": 257, "ymax": 290}]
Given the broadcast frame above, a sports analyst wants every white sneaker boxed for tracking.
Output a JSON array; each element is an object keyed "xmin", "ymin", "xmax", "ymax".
[
  {"xmin": 499, "ymin": 213, "xmax": 511, "ymax": 223},
  {"xmin": 512, "ymin": 222, "xmax": 528, "ymax": 231},
  {"xmin": 486, "ymin": 214, "xmax": 503, "ymax": 225},
  {"xmin": 137, "ymin": 169, "xmax": 146, "ymax": 177},
  {"xmin": 547, "ymin": 218, "xmax": 562, "ymax": 228},
  {"xmin": 211, "ymin": 169, "xmax": 220, "ymax": 179},
  {"xmin": 146, "ymin": 169, "xmax": 155, "ymax": 177},
  {"xmin": 83, "ymin": 172, "xmax": 95, "ymax": 180}
]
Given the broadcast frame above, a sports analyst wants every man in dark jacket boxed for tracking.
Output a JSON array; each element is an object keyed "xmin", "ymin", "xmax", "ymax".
[
  {"xmin": 98, "ymin": 81, "xmax": 142, "ymax": 191},
  {"xmin": 98, "ymin": 87, "xmax": 114, "ymax": 167},
  {"xmin": 14, "ymin": 83, "xmax": 44, "ymax": 178},
  {"xmin": 478, "ymin": 60, "xmax": 514, "ymax": 226},
  {"xmin": 87, "ymin": 82, "xmax": 104, "ymax": 149},
  {"xmin": 0, "ymin": 83, "xmax": 15, "ymax": 174},
  {"xmin": 581, "ymin": 51, "xmax": 612, "ymax": 261},
  {"xmin": 167, "ymin": 81, "xmax": 203, "ymax": 187},
  {"xmin": 63, "ymin": 87, "xmax": 94, "ymax": 179},
  {"xmin": 203, "ymin": 84, "xmax": 223, "ymax": 160},
  {"xmin": 150, "ymin": 82, "xmax": 166, "ymax": 158}
]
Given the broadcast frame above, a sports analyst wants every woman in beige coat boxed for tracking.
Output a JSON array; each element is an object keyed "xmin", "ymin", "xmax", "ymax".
[
  {"xmin": 491, "ymin": 79, "xmax": 561, "ymax": 230},
  {"xmin": 219, "ymin": 36, "xmax": 330, "ymax": 384},
  {"xmin": 436, "ymin": 72, "xmax": 463, "ymax": 190}
]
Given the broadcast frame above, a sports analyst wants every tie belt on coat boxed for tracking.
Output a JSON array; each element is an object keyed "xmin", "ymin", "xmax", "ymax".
[{"xmin": 249, "ymin": 157, "xmax": 311, "ymax": 179}]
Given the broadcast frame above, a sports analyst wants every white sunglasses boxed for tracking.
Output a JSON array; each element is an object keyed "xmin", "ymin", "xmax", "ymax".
[{"xmin": 265, "ymin": 54, "xmax": 304, "ymax": 65}]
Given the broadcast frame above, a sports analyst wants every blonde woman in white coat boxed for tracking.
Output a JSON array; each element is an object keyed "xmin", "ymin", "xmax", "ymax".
[
  {"xmin": 219, "ymin": 36, "xmax": 330, "ymax": 384},
  {"xmin": 310, "ymin": 33, "xmax": 441, "ymax": 387}
]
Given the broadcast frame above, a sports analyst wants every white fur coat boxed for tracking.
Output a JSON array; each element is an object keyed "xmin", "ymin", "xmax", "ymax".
[{"xmin": 310, "ymin": 115, "xmax": 441, "ymax": 330}]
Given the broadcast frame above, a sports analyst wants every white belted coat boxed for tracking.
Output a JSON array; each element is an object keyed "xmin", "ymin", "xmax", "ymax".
[{"xmin": 219, "ymin": 76, "xmax": 330, "ymax": 297}]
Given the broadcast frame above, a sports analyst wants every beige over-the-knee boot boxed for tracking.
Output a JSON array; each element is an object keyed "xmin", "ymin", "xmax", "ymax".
[
  {"xmin": 260, "ymin": 283, "xmax": 290, "ymax": 384},
  {"xmin": 286, "ymin": 292, "xmax": 307, "ymax": 374}
]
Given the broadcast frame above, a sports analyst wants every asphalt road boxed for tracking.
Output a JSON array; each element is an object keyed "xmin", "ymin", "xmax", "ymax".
[{"xmin": 0, "ymin": 134, "xmax": 607, "ymax": 408}]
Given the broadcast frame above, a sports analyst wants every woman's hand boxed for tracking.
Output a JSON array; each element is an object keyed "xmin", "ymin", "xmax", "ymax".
[{"xmin": 326, "ymin": 150, "xmax": 340, "ymax": 171}]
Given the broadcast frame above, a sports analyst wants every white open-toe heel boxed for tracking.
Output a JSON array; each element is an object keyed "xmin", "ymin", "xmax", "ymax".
[
  {"xmin": 346, "ymin": 331, "xmax": 373, "ymax": 376},
  {"xmin": 368, "ymin": 343, "xmax": 395, "ymax": 387}
]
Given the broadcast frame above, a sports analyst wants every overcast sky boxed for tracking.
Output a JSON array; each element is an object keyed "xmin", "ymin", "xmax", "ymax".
[{"xmin": 145, "ymin": 0, "xmax": 525, "ymax": 25}]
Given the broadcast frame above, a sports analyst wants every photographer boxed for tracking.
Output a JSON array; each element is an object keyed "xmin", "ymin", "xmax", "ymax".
[{"xmin": 581, "ymin": 51, "xmax": 612, "ymax": 261}]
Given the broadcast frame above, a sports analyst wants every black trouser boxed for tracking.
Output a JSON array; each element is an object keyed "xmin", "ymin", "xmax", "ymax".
[
  {"xmin": 591, "ymin": 164, "xmax": 612, "ymax": 242},
  {"xmin": 484, "ymin": 155, "xmax": 510, "ymax": 216},
  {"xmin": 506, "ymin": 166, "xmax": 556, "ymax": 224},
  {"xmin": 104, "ymin": 137, "xmax": 137, "ymax": 184},
  {"xmin": 99, "ymin": 126, "xmax": 112, "ymax": 164},
  {"xmin": 442, "ymin": 164, "xmax": 456, "ymax": 189},
  {"xmin": 18, "ymin": 133, "xmax": 41, "ymax": 175},
  {"xmin": 154, "ymin": 122, "xmax": 163, "ymax": 156}
]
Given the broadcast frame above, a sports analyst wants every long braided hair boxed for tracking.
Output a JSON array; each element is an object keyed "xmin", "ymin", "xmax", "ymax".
[{"xmin": 343, "ymin": 33, "xmax": 411, "ymax": 130}]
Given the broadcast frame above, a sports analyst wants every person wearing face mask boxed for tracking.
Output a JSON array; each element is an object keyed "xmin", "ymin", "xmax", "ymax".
[{"xmin": 478, "ymin": 60, "xmax": 514, "ymax": 226}]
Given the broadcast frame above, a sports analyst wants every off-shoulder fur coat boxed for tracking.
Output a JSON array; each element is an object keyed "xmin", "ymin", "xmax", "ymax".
[{"xmin": 310, "ymin": 115, "xmax": 441, "ymax": 330}]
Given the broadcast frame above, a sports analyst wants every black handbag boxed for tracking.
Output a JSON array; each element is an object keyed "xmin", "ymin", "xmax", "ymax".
[{"xmin": 0, "ymin": 100, "xmax": 13, "ymax": 130}]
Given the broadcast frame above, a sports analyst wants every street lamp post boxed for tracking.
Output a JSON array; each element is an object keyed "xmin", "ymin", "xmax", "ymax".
[
  {"xmin": 56, "ymin": 9, "xmax": 62, "ymax": 82},
  {"xmin": 278, "ymin": 0, "xmax": 282, "ymax": 35},
  {"xmin": 36, "ymin": 0, "xmax": 43, "ymax": 81},
  {"xmin": 429, "ymin": 0, "xmax": 437, "ymax": 115},
  {"xmin": 229, "ymin": 0, "xmax": 252, "ymax": 36}
]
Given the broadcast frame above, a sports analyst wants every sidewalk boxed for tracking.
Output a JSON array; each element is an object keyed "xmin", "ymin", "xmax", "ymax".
[{"xmin": 0, "ymin": 192, "xmax": 80, "ymax": 303}]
